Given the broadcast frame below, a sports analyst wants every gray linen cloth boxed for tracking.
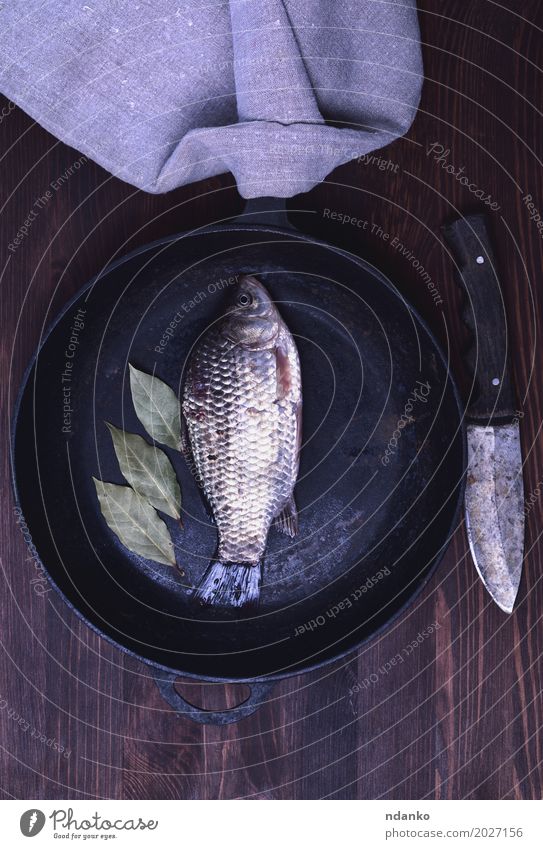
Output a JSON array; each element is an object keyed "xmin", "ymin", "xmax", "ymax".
[{"xmin": 0, "ymin": 1, "xmax": 422, "ymax": 198}]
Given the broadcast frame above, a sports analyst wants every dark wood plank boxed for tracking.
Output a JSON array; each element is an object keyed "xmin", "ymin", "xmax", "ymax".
[{"xmin": 1, "ymin": 0, "xmax": 542, "ymax": 799}]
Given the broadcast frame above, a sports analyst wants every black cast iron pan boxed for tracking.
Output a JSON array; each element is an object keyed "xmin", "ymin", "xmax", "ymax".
[{"xmin": 12, "ymin": 198, "xmax": 465, "ymax": 724}]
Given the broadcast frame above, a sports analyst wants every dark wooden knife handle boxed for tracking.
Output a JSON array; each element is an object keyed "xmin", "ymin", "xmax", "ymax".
[{"xmin": 442, "ymin": 214, "xmax": 517, "ymax": 422}]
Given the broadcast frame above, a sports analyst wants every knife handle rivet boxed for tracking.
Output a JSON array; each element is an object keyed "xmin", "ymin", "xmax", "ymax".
[
  {"xmin": 492, "ymin": 377, "xmax": 500, "ymax": 386},
  {"xmin": 476, "ymin": 255, "xmax": 485, "ymax": 264}
]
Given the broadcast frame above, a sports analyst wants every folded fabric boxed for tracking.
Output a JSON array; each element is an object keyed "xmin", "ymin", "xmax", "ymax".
[{"xmin": 0, "ymin": 1, "xmax": 423, "ymax": 198}]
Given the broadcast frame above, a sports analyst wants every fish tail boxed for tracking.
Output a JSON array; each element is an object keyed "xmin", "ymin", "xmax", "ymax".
[{"xmin": 193, "ymin": 560, "xmax": 261, "ymax": 609}]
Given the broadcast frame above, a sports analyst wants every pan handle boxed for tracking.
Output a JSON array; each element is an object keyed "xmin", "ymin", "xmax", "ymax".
[
  {"xmin": 154, "ymin": 673, "xmax": 275, "ymax": 725},
  {"xmin": 233, "ymin": 196, "xmax": 293, "ymax": 230}
]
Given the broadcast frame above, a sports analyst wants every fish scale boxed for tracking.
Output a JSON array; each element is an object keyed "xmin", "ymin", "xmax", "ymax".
[
  {"xmin": 181, "ymin": 276, "xmax": 301, "ymax": 607},
  {"xmin": 184, "ymin": 335, "xmax": 297, "ymax": 560}
]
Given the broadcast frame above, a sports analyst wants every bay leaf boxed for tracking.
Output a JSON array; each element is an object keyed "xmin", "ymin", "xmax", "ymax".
[
  {"xmin": 106, "ymin": 423, "xmax": 181, "ymax": 519},
  {"xmin": 93, "ymin": 478, "xmax": 176, "ymax": 566},
  {"xmin": 129, "ymin": 364, "xmax": 181, "ymax": 450}
]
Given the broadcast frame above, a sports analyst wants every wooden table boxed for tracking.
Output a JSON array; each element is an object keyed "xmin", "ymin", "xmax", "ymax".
[{"xmin": 1, "ymin": 0, "xmax": 542, "ymax": 799}]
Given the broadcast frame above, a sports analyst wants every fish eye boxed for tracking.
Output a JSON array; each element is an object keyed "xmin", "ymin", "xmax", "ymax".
[{"xmin": 237, "ymin": 292, "xmax": 253, "ymax": 307}]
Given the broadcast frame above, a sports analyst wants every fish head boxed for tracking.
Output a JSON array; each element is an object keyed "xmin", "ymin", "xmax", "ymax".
[{"xmin": 224, "ymin": 275, "xmax": 280, "ymax": 347}]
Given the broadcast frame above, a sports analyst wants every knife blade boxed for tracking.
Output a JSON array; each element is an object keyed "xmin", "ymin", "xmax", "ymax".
[{"xmin": 442, "ymin": 213, "xmax": 524, "ymax": 613}]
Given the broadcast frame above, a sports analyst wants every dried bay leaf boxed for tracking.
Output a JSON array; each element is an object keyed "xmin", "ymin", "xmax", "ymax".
[
  {"xmin": 129, "ymin": 364, "xmax": 181, "ymax": 450},
  {"xmin": 106, "ymin": 423, "xmax": 181, "ymax": 519},
  {"xmin": 93, "ymin": 478, "xmax": 176, "ymax": 566}
]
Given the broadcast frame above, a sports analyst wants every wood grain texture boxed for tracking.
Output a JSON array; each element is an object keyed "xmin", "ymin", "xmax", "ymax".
[{"xmin": 1, "ymin": 0, "xmax": 542, "ymax": 799}]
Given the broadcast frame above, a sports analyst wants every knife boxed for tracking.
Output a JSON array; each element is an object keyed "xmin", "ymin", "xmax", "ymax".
[{"xmin": 442, "ymin": 213, "xmax": 525, "ymax": 613}]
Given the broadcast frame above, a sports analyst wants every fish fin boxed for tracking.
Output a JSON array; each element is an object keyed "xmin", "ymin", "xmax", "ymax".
[
  {"xmin": 275, "ymin": 343, "xmax": 292, "ymax": 400},
  {"xmin": 193, "ymin": 560, "xmax": 261, "ymax": 609},
  {"xmin": 295, "ymin": 399, "xmax": 303, "ymax": 456},
  {"xmin": 180, "ymin": 415, "xmax": 217, "ymax": 525},
  {"xmin": 274, "ymin": 495, "xmax": 299, "ymax": 537},
  {"xmin": 203, "ymin": 504, "xmax": 216, "ymax": 525},
  {"xmin": 180, "ymin": 414, "xmax": 192, "ymax": 460}
]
